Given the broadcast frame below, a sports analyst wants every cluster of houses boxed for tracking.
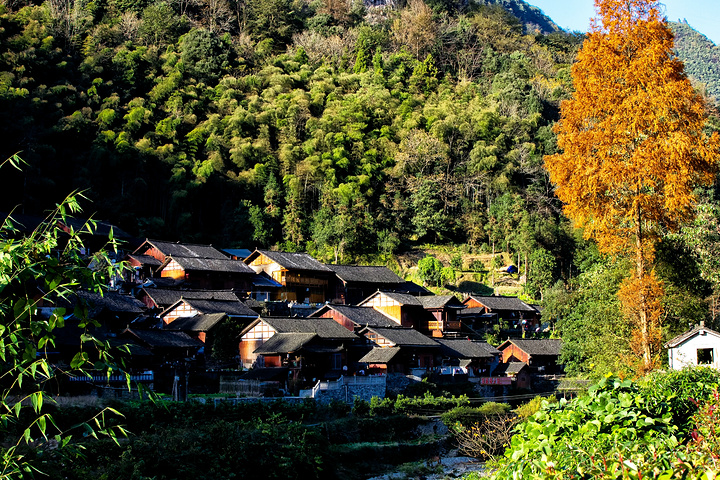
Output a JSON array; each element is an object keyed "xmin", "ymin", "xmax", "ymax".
[
  {"xmin": 45, "ymin": 236, "xmax": 567, "ymax": 399},
  {"xmin": 22, "ymin": 212, "xmax": 719, "ymax": 400}
]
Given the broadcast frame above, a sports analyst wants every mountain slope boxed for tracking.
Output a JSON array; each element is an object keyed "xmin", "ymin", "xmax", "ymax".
[
  {"xmin": 670, "ymin": 21, "xmax": 720, "ymax": 103},
  {"xmin": 477, "ymin": 0, "xmax": 561, "ymax": 35}
]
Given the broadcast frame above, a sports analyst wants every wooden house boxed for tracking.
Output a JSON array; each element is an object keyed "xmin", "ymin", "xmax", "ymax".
[
  {"xmin": 73, "ymin": 290, "xmax": 147, "ymax": 331},
  {"xmin": 497, "ymin": 339, "xmax": 563, "ymax": 374},
  {"xmin": 492, "ymin": 362, "xmax": 531, "ymax": 389},
  {"xmin": 138, "ymin": 287, "xmax": 244, "ymax": 311},
  {"xmin": 358, "ymin": 291, "xmax": 425, "ymax": 328},
  {"xmin": 357, "ymin": 325, "xmax": 439, "ymax": 375},
  {"xmin": 463, "ymin": 295, "xmax": 540, "ymax": 331},
  {"xmin": 417, "ymin": 295, "xmax": 466, "ymax": 337},
  {"xmin": 238, "ymin": 317, "xmax": 359, "ymax": 382},
  {"xmin": 665, "ymin": 322, "xmax": 720, "ymax": 370},
  {"xmin": 244, "ymin": 250, "xmax": 333, "ymax": 303},
  {"xmin": 435, "ymin": 338, "xmax": 500, "ymax": 377},
  {"xmin": 159, "ymin": 297, "xmax": 258, "ymax": 326},
  {"xmin": 164, "ymin": 312, "xmax": 227, "ymax": 344},
  {"xmin": 326, "ymin": 265, "xmax": 407, "ymax": 305},
  {"xmin": 121, "ymin": 328, "xmax": 204, "ymax": 364},
  {"xmin": 128, "ymin": 239, "xmax": 256, "ymax": 290},
  {"xmin": 309, "ymin": 304, "xmax": 399, "ymax": 332}
]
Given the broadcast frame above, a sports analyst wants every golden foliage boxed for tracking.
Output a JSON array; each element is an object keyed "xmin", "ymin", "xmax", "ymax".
[
  {"xmin": 544, "ymin": 0, "xmax": 720, "ymax": 374},
  {"xmin": 390, "ymin": 0, "xmax": 437, "ymax": 60},
  {"xmin": 545, "ymin": 0, "xmax": 719, "ymax": 257}
]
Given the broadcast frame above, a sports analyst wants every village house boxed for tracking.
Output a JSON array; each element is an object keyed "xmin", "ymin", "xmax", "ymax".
[
  {"xmin": 238, "ymin": 317, "xmax": 359, "ymax": 385},
  {"xmin": 159, "ymin": 296, "xmax": 258, "ymax": 325},
  {"xmin": 128, "ymin": 239, "xmax": 256, "ymax": 290},
  {"xmin": 497, "ymin": 339, "xmax": 563, "ymax": 374},
  {"xmin": 492, "ymin": 362, "xmax": 532, "ymax": 390},
  {"xmin": 417, "ymin": 295, "xmax": 466, "ymax": 337},
  {"xmin": 244, "ymin": 250, "xmax": 334, "ymax": 303},
  {"xmin": 357, "ymin": 325, "xmax": 440, "ymax": 375},
  {"xmin": 326, "ymin": 264, "xmax": 407, "ymax": 304},
  {"xmin": 309, "ymin": 304, "xmax": 399, "ymax": 332},
  {"xmin": 665, "ymin": 321, "xmax": 720, "ymax": 370},
  {"xmin": 434, "ymin": 338, "xmax": 500, "ymax": 377},
  {"xmin": 137, "ymin": 287, "xmax": 245, "ymax": 311},
  {"xmin": 463, "ymin": 295, "xmax": 541, "ymax": 332}
]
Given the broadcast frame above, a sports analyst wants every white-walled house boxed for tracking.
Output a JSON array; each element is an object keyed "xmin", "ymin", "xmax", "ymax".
[{"xmin": 665, "ymin": 322, "xmax": 720, "ymax": 370}]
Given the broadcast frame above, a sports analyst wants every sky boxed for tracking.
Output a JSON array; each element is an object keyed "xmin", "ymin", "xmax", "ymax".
[{"xmin": 527, "ymin": 0, "xmax": 720, "ymax": 45}]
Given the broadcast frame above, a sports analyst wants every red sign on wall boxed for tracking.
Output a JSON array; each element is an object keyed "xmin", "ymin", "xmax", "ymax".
[{"xmin": 480, "ymin": 377, "xmax": 512, "ymax": 385}]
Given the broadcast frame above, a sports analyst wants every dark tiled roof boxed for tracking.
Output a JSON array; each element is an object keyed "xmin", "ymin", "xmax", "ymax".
[
  {"xmin": 500, "ymin": 339, "xmax": 562, "ymax": 356},
  {"xmin": 125, "ymin": 329, "xmax": 204, "ymax": 349},
  {"xmin": 262, "ymin": 317, "xmax": 358, "ymax": 339},
  {"xmin": 253, "ymin": 333, "xmax": 317, "ymax": 354},
  {"xmin": 166, "ymin": 313, "xmax": 227, "ymax": 332},
  {"xmin": 466, "ymin": 295, "xmax": 536, "ymax": 313},
  {"xmin": 665, "ymin": 324, "xmax": 720, "ymax": 348},
  {"xmin": 436, "ymin": 339, "xmax": 500, "ymax": 359},
  {"xmin": 182, "ymin": 299, "xmax": 258, "ymax": 317},
  {"xmin": 252, "ymin": 250, "xmax": 332, "ymax": 272},
  {"xmin": 358, "ymin": 347, "xmax": 400, "ymax": 363},
  {"xmin": 494, "ymin": 362, "xmax": 527, "ymax": 375},
  {"xmin": 361, "ymin": 291, "xmax": 422, "ymax": 306},
  {"xmin": 171, "ymin": 256, "xmax": 254, "ymax": 274},
  {"xmin": 141, "ymin": 239, "xmax": 229, "ymax": 260},
  {"xmin": 417, "ymin": 295, "xmax": 465, "ymax": 309},
  {"xmin": 459, "ymin": 307, "xmax": 491, "ymax": 316},
  {"xmin": 75, "ymin": 290, "xmax": 146, "ymax": 315},
  {"xmin": 128, "ymin": 254, "xmax": 163, "ymax": 267},
  {"xmin": 364, "ymin": 326, "xmax": 439, "ymax": 347},
  {"xmin": 328, "ymin": 265, "xmax": 405, "ymax": 284},
  {"xmin": 312, "ymin": 305, "xmax": 399, "ymax": 328},
  {"xmin": 143, "ymin": 288, "xmax": 242, "ymax": 307}
]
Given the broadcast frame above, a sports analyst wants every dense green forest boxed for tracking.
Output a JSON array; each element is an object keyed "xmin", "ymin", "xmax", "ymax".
[{"xmin": 2, "ymin": 0, "xmax": 720, "ymax": 376}]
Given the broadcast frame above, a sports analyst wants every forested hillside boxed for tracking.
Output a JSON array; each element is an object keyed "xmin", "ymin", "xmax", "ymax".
[
  {"xmin": 0, "ymin": 0, "xmax": 580, "ymax": 264},
  {"xmin": 670, "ymin": 20, "xmax": 720, "ymax": 102}
]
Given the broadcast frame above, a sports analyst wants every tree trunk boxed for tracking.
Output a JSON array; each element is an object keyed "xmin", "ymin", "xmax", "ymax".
[{"xmin": 636, "ymin": 204, "xmax": 652, "ymax": 372}]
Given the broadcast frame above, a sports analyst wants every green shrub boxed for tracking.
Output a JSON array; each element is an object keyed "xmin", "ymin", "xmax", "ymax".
[
  {"xmin": 514, "ymin": 395, "xmax": 557, "ymax": 419},
  {"xmin": 440, "ymin": 403, "xmax": 511, "ymax": 427},
  {"xmin": 491, "ymin": 373, "xmax": 715, "ymax": 479}
]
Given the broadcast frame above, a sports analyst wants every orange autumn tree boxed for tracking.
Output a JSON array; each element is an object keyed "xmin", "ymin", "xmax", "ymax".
[{"xmin": 545, "ymin": 0, "xmax": 720, "ymax": 374}]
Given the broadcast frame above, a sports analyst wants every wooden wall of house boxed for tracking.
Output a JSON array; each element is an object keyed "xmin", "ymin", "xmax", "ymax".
[
  {"xmin": 162, "ymin": 302, "xmax": 197, "ymax": 324},
  {"xmin": 160, "ymin": 259, "xmax": 185, "ymax": 279},
  {"xmin": 319, "ymin": 310, "xmax": 355, "ymax": 332},
  {"xmin": 463, "ymin": 298, "xmax": 486, "ymax": 310},
  {"xmin": 239, "ymin": 339, "xmax": 264, "ymax": 368},
  {"xmin": 501, "ymin": 344, "xmax": 530, "ymax": 363},
  {"xmin": 144, "ymin": 246, "xmax": 166, "ymax": 262}
]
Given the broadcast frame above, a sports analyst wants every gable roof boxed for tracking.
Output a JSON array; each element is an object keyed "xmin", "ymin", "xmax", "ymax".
[
  {"xmin": 310, "ymin": 305, "xmax": 398, "ymax": 328},
  {"xmin": 436, "ymin": 339, "xmax": 500, "ymax": 359},
  {"xmin": 247, "ymin": 250, "xmax": 332, "ymax": 272},
  {"xmin": 128, "ymin": 254, "xmax": 163, "ymax": 267},
  {"xmin": 499, "ymin": 339, "xmax": 562, "ymax": 356},
  {"xmin": 328, "ymin": 265, "xmax": 405, "ymax": 284},
  {"xmin": 360, "ymin": 291, "xmax": 424, "ymax": 307},
  {"xmin": 136, "ymin": 239, "xmax": 254, "ymax": 274},
  {"xmin": 253, "ymin": 333, "xmax": 318, "ymax": 354},
  {"xmin": 258, "ymin": 317, "xmax": 358, "ymax": 339},
  {"xmin": 358, "ymin": 347, "xmax": 401, "ymax": 363},
  {"xmin": 142, "ymin": 288, "xmax": 242, "ymax": 308},
  {"xmin": 362, "ymin": 326, "xmax": 439, "ymax": 347},
  {"xmin": 417, "ymin": 295, "xmax": 465, "ymax": 309},
  {"xmin": 124, "ymin": 328, "xmax": 204, "ymax": 349},
  {"xmin": 170, "ymin": 256, "xmax": 254, "ymax": 274},
  {"xmin": 665, "ymin": 323, "xmax": 720, "ymax": 348},
  {"xmin": 165, "ymin": 313, "xmax": 227, "ymax": 332},
  {"xmin": 161, "ymin": 298, "xmax": 258, "ymax": 318},
  {"xmin": 75, "ymin": 290, "xmax": 146, "ymax": 315},
  {"xmin": 494, "ymin": 362, "xmax": 528, "ymax": 375},
  {"xmin": 466, "ymin": 295, "xmax": 537, "ymax": 313}
]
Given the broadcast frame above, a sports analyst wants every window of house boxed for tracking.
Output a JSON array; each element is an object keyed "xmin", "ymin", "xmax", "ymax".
[{"xmin": 697, "ymin": 348, "xmax": 714, "ymax": 364}]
